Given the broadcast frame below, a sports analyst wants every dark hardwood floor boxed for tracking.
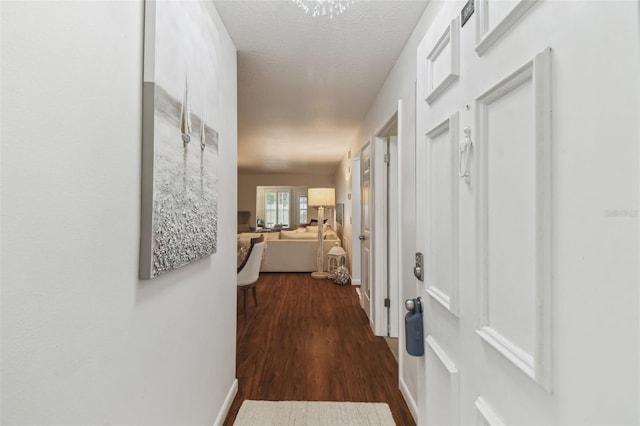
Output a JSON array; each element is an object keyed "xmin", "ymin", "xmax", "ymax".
[{"xmin": 224, "ymin": 272, "xmax": 415, "ymax": 426}]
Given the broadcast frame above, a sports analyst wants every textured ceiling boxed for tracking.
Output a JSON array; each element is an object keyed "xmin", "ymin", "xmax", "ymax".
[{"xmin": 213, "ymin": 0, "xmax": 429, "ymax": 174}]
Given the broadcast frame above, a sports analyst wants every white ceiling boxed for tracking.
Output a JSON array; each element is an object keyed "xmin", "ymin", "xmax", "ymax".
[{"xmin": 213, "ymin": 0, "xmax": 429, "ymax": 175}]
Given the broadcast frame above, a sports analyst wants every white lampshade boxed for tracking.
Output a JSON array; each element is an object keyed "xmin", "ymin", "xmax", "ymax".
[{"xmin": 308, "ymin": 188, "xmax": 335, "ymax": 207}]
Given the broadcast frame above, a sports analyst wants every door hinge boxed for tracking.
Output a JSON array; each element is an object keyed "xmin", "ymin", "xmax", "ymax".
[
  {"xmin": 384, "ymin": 298, "xmax": 391, "ymax": 308},
  {"xmin": 384, "ymin": 153, "xmax": 390, "ymax": 164}
]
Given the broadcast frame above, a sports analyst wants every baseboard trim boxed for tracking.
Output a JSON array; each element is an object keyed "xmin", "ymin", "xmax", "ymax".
[
  {"xmin": 351, "ymin": 278, "xmax": 361, "ymax": 286},
  {"xmin": 213, "ymin": 378, "xmax": 238, "ymax": 426},
  {"xmin": 400, "ymin": 376, "xmax": 418, "ymax": 424}
]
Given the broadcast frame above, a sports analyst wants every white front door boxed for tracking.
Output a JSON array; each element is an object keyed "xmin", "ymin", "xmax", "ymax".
[
  {"xmin": 360, "ymin": 143, "xmax": 372, "ymax": 321},
  {"xmin": 415, "ymin": 1, "xmax": 639, "ymax": 424}
]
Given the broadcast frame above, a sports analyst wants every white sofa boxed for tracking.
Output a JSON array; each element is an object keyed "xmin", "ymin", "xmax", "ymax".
[{"xmin": 238, "ymin": 225, "xmax": 341, "ymax": 272}]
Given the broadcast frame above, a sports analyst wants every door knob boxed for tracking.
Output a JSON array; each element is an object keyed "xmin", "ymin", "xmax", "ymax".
[
  {"xmin": 405, "ymin": 297, "xmax": 422, "ymax": 313},
  {"xmin": 405, "ymin": 299, "xmax": 415, "ymax": 312},
  {"xmin": 359, "ymin": 235, "xmax": 365, "ymax": 241}
]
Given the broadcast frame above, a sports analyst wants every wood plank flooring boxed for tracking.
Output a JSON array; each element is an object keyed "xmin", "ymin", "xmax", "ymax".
[{"xmin": 224, "ymin": 273, "xmax": 415, "ymax": 426}]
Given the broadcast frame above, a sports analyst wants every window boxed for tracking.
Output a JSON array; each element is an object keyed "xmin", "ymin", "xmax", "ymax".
[
  {"xmin": 256, "ymin": 186, "xmax": 308, "ymax": 228},
  {"xmin": 264, "ymin": 190, "xmax": 290, "ymax": 228},
  {"xmin": 299, "ymin": 195, "xmax": 308, "ymax": 224}
]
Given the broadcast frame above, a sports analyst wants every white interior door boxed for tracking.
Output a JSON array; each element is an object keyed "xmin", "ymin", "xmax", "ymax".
[
  {"xmin": 360, "ymin": 143, "xmax": 372, "ymax": 321},
  {"xmin": 415, "ymin": 1, "xmax": 639, "ymax": 425}
]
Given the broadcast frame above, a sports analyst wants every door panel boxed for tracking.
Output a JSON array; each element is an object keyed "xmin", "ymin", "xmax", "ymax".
[
  {"xmin": 425, "ymin": 336, "xmax": 459, "ymax": 426},
  {"xmin": 425, "ymin": 113, "xmax": 459, "ymax": 315},
  {"xmin": 475, "ymin": 48, "xmax": 552, "ymax": 388}
]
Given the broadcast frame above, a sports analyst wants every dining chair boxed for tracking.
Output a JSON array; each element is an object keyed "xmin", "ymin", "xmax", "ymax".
[{"xmin": 237, "ymin": 236, "xmax": 265, "ymax": 320}]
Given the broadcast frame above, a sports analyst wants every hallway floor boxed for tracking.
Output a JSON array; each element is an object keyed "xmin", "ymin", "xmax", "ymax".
[{"xmin": 224, "ymin": 272, "xmax": 415, "ymax": 425}]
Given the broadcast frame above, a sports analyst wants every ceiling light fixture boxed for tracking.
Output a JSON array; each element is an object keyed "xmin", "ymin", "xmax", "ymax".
[{"xmin": 292, "ymin": 0, "xmax": 353, "ymax": 18}]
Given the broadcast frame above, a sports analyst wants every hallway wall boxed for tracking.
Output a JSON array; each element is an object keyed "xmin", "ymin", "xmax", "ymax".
[{"xmin": 1, "ymin": 1, "xmax": 238, "ymax": 424}]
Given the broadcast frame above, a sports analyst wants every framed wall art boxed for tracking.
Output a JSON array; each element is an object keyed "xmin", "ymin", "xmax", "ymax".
[{"xmin": 140, "ymin": 0, "xmax": 220, "ymax": 279}]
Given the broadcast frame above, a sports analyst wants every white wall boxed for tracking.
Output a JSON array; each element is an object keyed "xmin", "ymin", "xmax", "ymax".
[
  {"xmin": 1, "ymin": 1, "xmax": 238, "ymax": 424},
  {"xmin": 238, "ymin": 172, "xmax": 334, "ymax": 227},
  {"xmin": 333, "ymin": 1, "xmax": 444, "ymax": 417}
]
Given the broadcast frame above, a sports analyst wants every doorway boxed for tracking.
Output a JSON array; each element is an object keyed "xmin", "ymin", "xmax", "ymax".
[
  {"xmin": 354, "ymin": 109, "xmax": 401, "ymax": 339},
  {"xmin": 373, "ymin": 112, "xmax": 400, "ymax": 341}
]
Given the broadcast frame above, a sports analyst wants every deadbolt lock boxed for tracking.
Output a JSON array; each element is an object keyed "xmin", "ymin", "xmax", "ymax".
[{"xmin": 413, "ymin": 252, "xmax": 424, "ymax": 281}]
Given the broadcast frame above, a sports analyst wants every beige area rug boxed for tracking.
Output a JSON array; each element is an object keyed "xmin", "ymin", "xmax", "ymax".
[{"xmin": 233, "ymin": 400, "xmax": 396, "ymax": 426}]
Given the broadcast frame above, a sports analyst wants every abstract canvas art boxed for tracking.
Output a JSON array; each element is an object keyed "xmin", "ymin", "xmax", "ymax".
[{"xmin": 140, "ymin": 0, "xmax": 220, "ymax": 279}]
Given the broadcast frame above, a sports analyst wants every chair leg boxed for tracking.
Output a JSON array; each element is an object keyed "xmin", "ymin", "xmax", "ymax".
[
  {"xmin": 252, "ymin": 285, "xmax": 258, "ymax": 306},
  {"xmin": 243, "ymin": 287, "xmax": 249, "ymax": 320}
]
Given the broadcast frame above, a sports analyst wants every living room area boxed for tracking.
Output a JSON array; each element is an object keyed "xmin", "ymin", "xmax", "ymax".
[{"xmin": 237, "ymin": 172, "xmax": 349, "ymax": 273}]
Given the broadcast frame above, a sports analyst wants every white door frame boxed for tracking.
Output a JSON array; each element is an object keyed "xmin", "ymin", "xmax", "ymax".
[
  {"xmin": 371, "ymin": 103, "xmax": 402, "ymax": 337},
  {"xmin": 359, "ymin": 142, "xmax": 373, "ymax": 321},
  {"xmin": 351, "ymin": 156, "xmax": 361, "ymax": 286}
]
